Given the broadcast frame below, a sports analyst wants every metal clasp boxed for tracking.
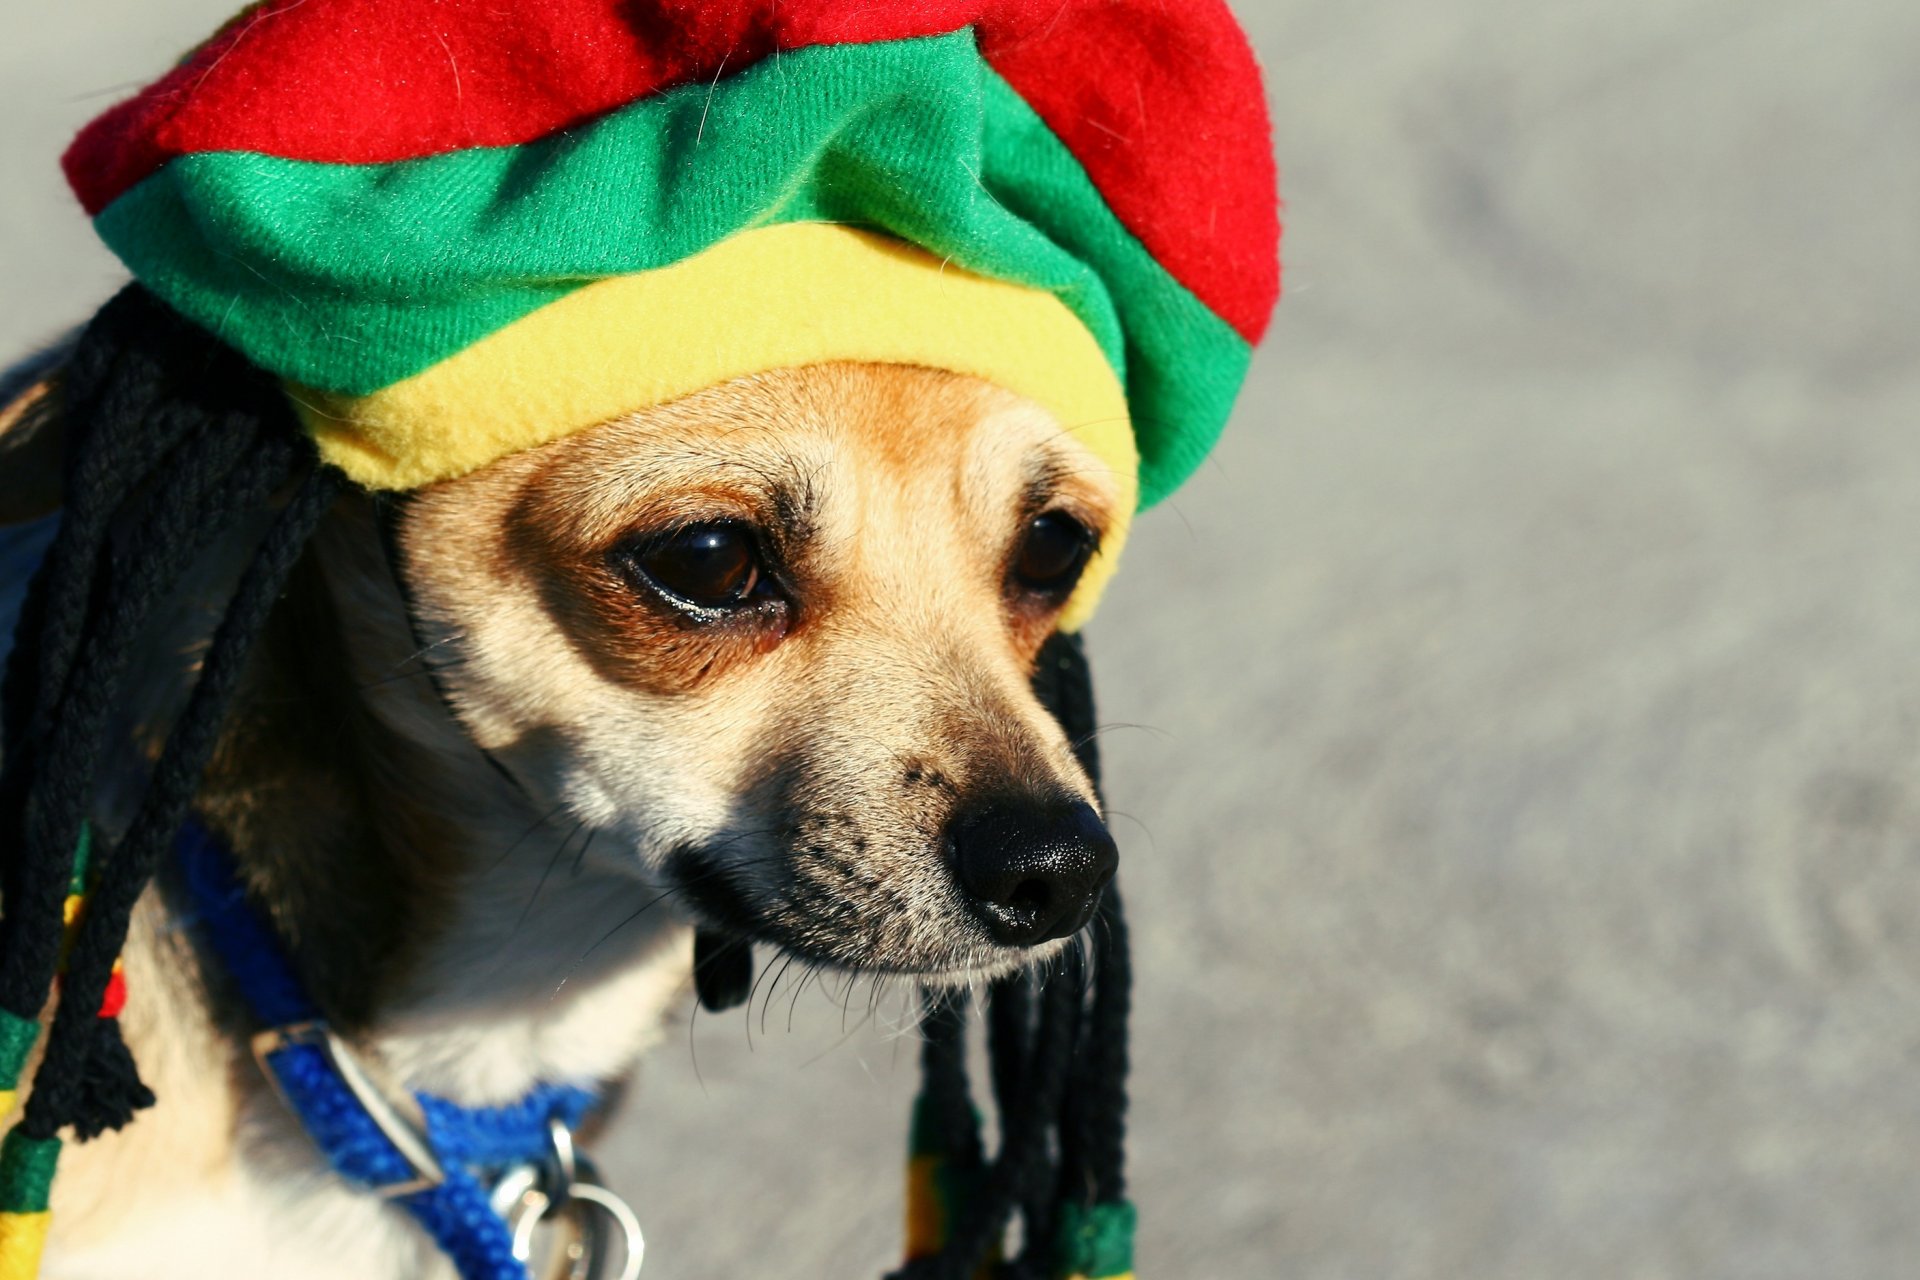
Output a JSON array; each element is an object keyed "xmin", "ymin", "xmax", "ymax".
[
  {"xmin": 251, "ymin": 1019, "xmax": 448, "ymax": 1198},
  {"xmin": 490, "ymin": 1120, "xmax": 645, "ymax": 1280}
]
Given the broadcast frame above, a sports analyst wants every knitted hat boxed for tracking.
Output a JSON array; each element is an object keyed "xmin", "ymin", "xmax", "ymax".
[{"xmin": 64, "ymin": 0, "xmax": 1281, "ymax": 624}]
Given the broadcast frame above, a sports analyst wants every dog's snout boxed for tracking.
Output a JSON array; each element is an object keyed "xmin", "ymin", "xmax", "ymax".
[{"xmin": 948, "ymin": 799, "xmax": 1117, "ymax": 947}]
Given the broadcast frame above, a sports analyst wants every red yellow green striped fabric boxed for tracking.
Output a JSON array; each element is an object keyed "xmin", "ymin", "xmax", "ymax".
[
  {"xmin": 66, "ymin": 0, "xmax": 1279, "ymax": 344},
  {"xmin": 0, "ymin": 1129, "xmax": 58, "ymax": 1280},
  {"xmin": 65, "ymin": 0, "xmax": 1279, "ymax": 524}
]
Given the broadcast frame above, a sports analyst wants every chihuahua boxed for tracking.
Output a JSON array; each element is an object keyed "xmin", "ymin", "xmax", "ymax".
[{"xmin": 0, "ymin": 351, "xmax": 1123, "ymax": 1280}]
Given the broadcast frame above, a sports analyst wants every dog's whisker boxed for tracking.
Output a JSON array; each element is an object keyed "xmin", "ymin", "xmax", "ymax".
[
  {"xmin": 684, "ymin": 980, "xmax": 707, "ymax": 1096},
  {"xmin": 513, "ymin": 819, "xmax": 590, "ymax": 935},
  {"xmin": 488, "ymin": 802, "xmax": 570, "ymax": 873},
  {"xmin": 1071, "ymin": 720, "xmax": 1169, "ymax": 750},
  {"xmin": 1091, "ymin": 907, "xmax": 1117, "ymax": 963},
  {"xmin": 378, "ymin": 630, "xmax": 469, "ymax": 678},
  {"xmin": 757, "ymin": 952, "xmax": 800, "ymax": 1042},
  {"xmin": 810, "ymin": 955, "xmax": 840, "ymax": 1036},
  {"xmin": 1101, "ymin": 808, "xmax": 1157, "ymax": 852},
  {"xmin": 350, "ymin": 654, "xmax": 472, "ymax": 692},
  {"xmin": 570, "ymin": 826, "xmax": 601, "ymax": 876},
  {"xmin": 796, "ymin": 993, "xmax": 885, "ymax": 1067}
]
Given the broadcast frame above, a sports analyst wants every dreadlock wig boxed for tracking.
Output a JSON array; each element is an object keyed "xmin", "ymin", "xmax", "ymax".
[{"xmin": 0, "ymin": 1, "xmax": 1279, "ymax": 1275}]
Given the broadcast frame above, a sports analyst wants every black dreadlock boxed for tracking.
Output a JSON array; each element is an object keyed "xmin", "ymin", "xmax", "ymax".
[
  {"xmin": 894, "ymin": 632, "xmax": 1135, "ymax": 1280},
  {"xmin": 0, "ymin": 285, "xmax": 342, "ymax": 1140}
]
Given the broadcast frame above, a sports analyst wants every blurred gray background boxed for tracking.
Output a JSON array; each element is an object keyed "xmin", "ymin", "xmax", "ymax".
[{"xmin": 6, "ymin": 2, "xmax": 1920, "ymax": 1277}]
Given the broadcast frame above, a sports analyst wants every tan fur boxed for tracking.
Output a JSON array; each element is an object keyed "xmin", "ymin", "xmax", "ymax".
[{"xmin": 15, "ymin": 360, "xmax": 1123, "ymax": 1279}]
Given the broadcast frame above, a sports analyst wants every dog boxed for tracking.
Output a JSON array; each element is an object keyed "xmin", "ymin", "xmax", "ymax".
[{"xmin": 0, "ymin": 349, "xmax": 1125, "ymax": 1280}]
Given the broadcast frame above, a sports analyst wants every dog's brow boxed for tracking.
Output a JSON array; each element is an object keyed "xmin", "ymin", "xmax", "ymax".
[
  {"xmin": 581, "ymin": 437, "xmax": 823, "ymax": 536},
  {"xmin": 770, "ymin": 473, "xmax": 822, "ymax": 541},
  {"xmin": 1020, "ymin": 453, "xmax": 1072, "ymax": 516}
]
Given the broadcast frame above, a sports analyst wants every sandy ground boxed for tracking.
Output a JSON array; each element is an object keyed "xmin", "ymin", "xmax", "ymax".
[{"xmin": 5, "ymin": 2, "xmax": 1920, "ymax": 1277}]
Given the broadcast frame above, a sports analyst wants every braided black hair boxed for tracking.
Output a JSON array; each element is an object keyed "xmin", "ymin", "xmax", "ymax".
[
  {"xmin": 0, "ymin": 285, "xmax": 341, "ymax": 1139},
  {"xmin": 893, "ymin": 632, "xmax": 1135, "ymax": 1280}
]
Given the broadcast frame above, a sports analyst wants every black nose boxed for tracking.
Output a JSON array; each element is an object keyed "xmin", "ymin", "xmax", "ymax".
[{"xmin": 948, "ymin": 799, "xmax": 1118, "ymax": 947}]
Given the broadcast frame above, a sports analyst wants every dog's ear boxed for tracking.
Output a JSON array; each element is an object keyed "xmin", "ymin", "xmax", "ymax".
[{"xmin": 0, "ymin": 337, "xmax": 75, "ymax": 524}]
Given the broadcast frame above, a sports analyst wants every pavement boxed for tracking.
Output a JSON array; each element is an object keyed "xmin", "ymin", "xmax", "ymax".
[{"xmin": 5, "ymin": 2, "xmax": 1920, "ymax": 1277}]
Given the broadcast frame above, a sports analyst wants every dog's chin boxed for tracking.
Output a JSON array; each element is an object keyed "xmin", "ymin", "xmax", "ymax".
[
  {"xmin": 753, "ymin": 931, "xmax": 1072, "ymax": 988},
  {"xmin": 689, "ymin": 906, "xmax": 1070, "ymax": 986},
  {"xmin": 896, "ymin": 936, "xmax": 1082, "ymax": 989}
]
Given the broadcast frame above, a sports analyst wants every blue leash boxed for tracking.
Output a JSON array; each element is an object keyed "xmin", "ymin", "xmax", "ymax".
[{"xmin": 177, "ymin": 819, "xmax": 599, "ymax": 1280}]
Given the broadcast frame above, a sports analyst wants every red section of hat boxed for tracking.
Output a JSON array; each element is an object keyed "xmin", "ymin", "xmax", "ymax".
[
  {"xmin": 984, "ymin": 2, "xmax": 1279, "ymax": 342},
  {"xmin": 64, "ymin": 0, "xmax": 1277, "ymax": 342}
]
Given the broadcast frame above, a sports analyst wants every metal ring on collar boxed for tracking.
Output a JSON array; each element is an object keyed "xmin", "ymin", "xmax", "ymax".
[{"xmin": 491, "ymin": 1130, "xmax": 645, "ymax": 1280}]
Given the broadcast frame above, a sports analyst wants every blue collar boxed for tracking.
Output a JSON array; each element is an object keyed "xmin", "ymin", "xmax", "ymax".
[{"xmin": 177, "ymin": 819, "xmax": 603, "ymax": 1280}]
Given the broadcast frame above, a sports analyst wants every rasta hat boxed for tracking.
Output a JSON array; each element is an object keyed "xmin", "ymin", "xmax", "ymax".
[
  {"xmin": 0, "ymin": 2, "xmax": 1279, "ymax": 1278},
  {"xmin": 64, "ymin": 0, "xmax": 1281, "ymax": 625}
]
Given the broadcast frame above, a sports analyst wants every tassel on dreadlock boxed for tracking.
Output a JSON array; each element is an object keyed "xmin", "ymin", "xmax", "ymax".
[
  {"xmin": 894, "ymin": 633, "xmax": 1138, "ymax": 1280},
  {"xmin": 0, "ymin": 286, "xmax": 342, "ymax": 1152}
]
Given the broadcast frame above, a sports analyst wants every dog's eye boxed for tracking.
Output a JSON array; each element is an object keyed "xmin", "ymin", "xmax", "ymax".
[
  {"xmin": 630, "ymin": 523, "xmax": 765, "ymax": 609},
  {"xmin": 1013, "ymin": 512, "xmax": 1096, "ymax": 595}
]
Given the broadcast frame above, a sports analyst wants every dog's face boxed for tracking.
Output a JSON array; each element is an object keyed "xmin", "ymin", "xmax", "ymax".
[{"xmin": 398, "ymin": 363, "xmax": 1125, "ymax": 979}]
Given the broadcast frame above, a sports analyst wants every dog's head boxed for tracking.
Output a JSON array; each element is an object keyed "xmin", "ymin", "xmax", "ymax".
[{"xmin": 390, "ymin": 362, "xmax": 1125, "ymax": 980}]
